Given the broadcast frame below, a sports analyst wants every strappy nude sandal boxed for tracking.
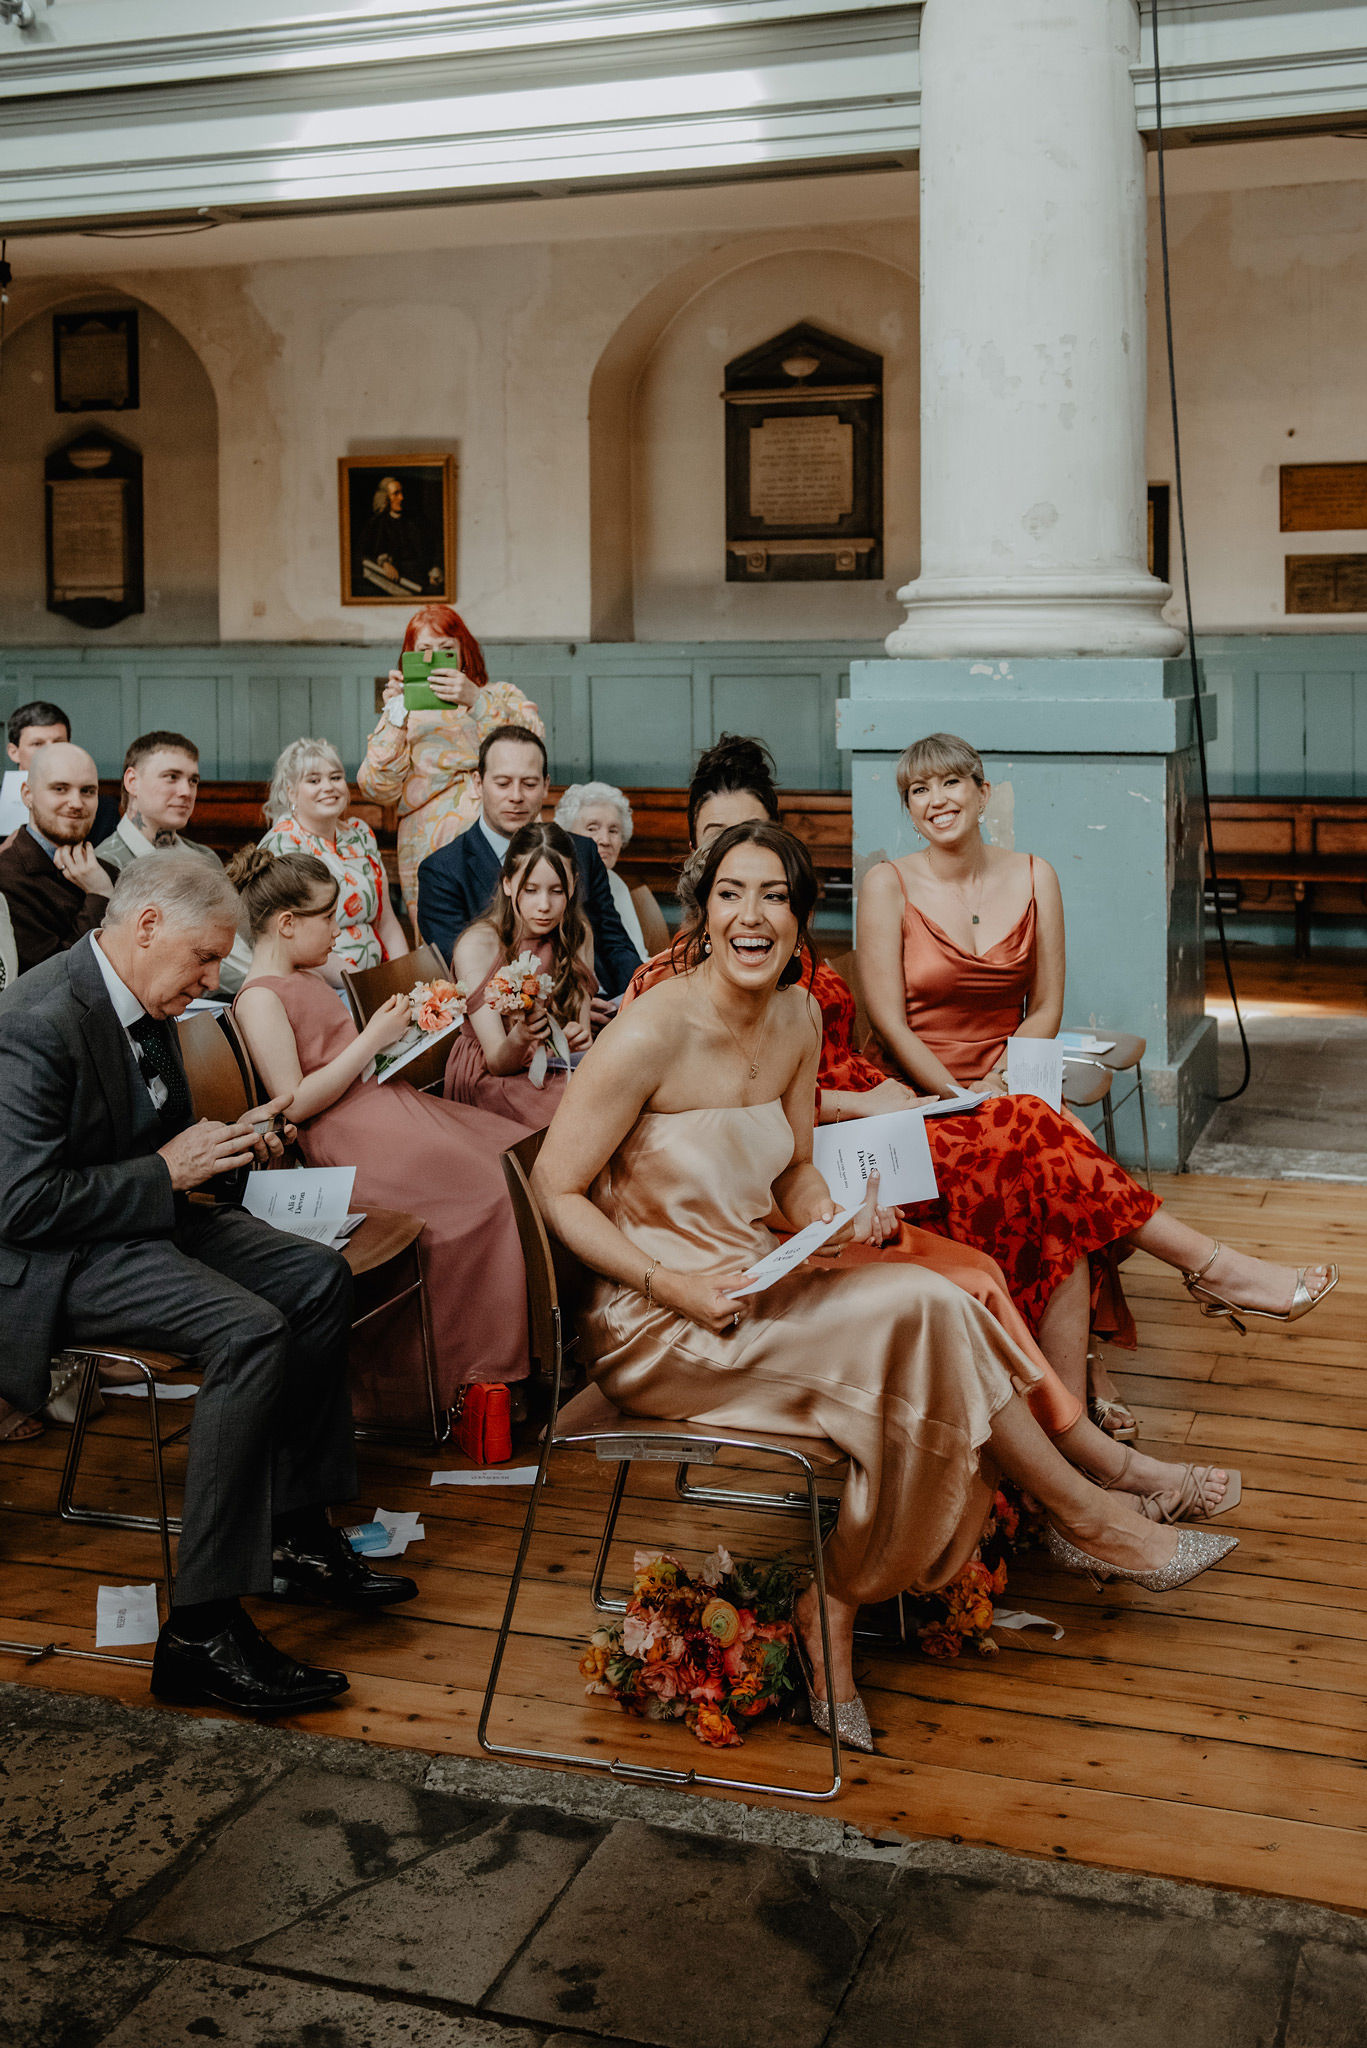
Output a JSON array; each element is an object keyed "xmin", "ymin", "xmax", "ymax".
[
  {"xmin": 1092, "ymin": 1443, "xmax": 1241, "ymax": 1523},
  {"xmin": 0, "ymin": 1399, "xmax": 43, "ymax": 1445},
  {"xmin": 1088, "ymin": 1394, "xmax": 1138, "ymax": 1443},
  {"xmin": 1181, "ymin": 1241, "xmax": 1339, "ymax": 1337}
]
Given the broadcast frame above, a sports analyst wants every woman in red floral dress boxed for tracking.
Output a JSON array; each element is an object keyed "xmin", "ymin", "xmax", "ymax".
[{"xmin": 856, "ymin": 730, "xmax": 1335, "ymax": 1431}]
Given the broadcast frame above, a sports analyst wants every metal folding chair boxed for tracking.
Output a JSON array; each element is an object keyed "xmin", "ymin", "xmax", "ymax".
[
  {"xmin": 1064, "ymin": 1028, "xmax": 1151, "ymax": 1188},
  {"xmin": 56, "ymin": 1343, "xmax": 195, "ymax": 1609},
  {"xmin": 479, "ymin": 1129, "xmax": 850, "ymax": 1800}
]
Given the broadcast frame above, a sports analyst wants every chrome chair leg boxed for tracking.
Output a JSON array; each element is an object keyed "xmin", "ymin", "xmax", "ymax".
[
  {"xmin": 1101, "ymin": 1091, "xmax": 1117, "ymax": 1159},
  {"xmin": 590, "ymin": 1460, "xmax": 632, "ymax": 1614},
  {"xmin": 1135, "ymin": 1066, "xmax": 1153, "ymax": 1189}
]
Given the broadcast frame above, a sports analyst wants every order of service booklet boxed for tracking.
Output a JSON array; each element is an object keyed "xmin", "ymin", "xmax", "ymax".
[{"xmin": 811, "ymin": 1107, "xmax": 940, "ymax": 1209}]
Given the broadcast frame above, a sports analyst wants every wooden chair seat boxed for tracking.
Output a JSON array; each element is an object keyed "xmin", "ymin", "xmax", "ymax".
[
  {"xmin": 342, "ymin": 943, "xmax": 451, "ymax": 1091},
  {"xmin": 1060, "ymin": 1057, "xmax": 1115, "ymax": 1110},
  {"xmin": 343, "ymin": 1209, "xmax": 425, "ymax": 1276},
  {"xmin": 1066, "ymin": 1026, "xmax": 1146, "ymax": 1071}
]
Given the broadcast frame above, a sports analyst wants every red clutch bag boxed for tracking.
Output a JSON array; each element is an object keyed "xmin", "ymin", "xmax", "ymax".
[{"xmin": 455, "ymin": 1382, "xmax": 513, "ymax": 1466}]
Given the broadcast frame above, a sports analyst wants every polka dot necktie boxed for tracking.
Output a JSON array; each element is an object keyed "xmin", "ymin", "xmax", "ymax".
[{"xmin": 128, "ymin": 1015, "xmax": 192, "ymax": 1131}]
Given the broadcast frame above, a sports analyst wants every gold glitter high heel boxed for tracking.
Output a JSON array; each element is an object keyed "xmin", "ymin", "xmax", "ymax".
[
  {"xmin": 1181, "ymin": 1241, "xmax": 1338, "ymax": 1337},
  {"xmin": 1045, "ymin": 1520, "xmax": 1237, "ymax": 1593},
  {"xmin": 792, "ymin": 1622, "xmax": 875, "ymax": 1754}
]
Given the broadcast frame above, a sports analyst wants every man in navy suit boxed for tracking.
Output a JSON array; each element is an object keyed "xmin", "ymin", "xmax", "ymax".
[{"xmin": 415, "ymin": 725, "xmax": 639, "ymax": 999}]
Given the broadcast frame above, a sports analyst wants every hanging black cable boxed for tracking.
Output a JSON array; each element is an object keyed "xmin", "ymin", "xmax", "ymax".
[
  {"xmin": 1149, "ymin": 1, "xmax": 1252, "ymax": 1100},
  {"xmin": 0, "ymin": 240, "xmax": 10, "ymax": 393}
]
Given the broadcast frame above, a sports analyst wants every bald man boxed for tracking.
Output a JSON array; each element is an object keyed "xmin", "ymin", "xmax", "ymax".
[{"xmin": 0, "ymin": 742, "xmax": 118, "ymax": 977}]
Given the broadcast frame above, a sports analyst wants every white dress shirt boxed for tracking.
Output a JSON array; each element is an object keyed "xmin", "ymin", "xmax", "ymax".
[
  {"xmin": 478, "ymin": 815, "xmax": 510, "ymax": 861},
  {"xmin": 90, "ymin": 934, "xmax": 167, "ymax": 1111}
]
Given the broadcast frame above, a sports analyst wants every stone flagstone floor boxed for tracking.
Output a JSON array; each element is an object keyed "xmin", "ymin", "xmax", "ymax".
[{"xmin": 2, "ymin": 1685, "xmax": 1365, "ymax": 2048}]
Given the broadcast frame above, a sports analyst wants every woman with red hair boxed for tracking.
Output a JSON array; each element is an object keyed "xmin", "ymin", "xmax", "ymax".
[{"xmin": 356, "ymin": 604, "xmax": 545, "ymax": 916}]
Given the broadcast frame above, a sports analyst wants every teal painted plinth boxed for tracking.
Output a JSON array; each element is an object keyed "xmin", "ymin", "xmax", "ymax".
[{"xmin": 840, "ymin": 658, "xmax": 1220, "ymax": 1171}]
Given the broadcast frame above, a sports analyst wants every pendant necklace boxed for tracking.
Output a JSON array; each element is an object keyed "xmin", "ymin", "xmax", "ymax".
[{"xmin": 707, "ymin": 982, "xmax": 770, "ymax": 1080}]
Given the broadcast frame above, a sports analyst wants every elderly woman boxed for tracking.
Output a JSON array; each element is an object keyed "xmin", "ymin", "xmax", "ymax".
[
  {"xmin": 356, "ymin": 604, "xmax": 545, "ymax": 917},
  {"xmin": 259, "ymin": 737, "xmax": 409, "ymax": 977},
  {"xmin": 555, "ymin": 780, "xmax": 648, "ymax": 963}
]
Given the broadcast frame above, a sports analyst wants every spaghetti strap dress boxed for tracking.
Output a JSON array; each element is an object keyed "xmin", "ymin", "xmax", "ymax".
[
  {"xmin": 860, "ymin": 860, "xmax": 1160, "ymax": 1344},
  {"xmin": 236, "ymin": 971, "xmax": 530, "ymax": 1420},
  {"xmin": 579, "ymin": 1100, "xmax": 1051, "ymax": 1606},
  {"xmin": 442, "ymin": 938, "xmax": 572, "ymax": 1129},
  {"xmin": 618, "ymin": 952, "xmax": 1079, "ymax": 1435}
]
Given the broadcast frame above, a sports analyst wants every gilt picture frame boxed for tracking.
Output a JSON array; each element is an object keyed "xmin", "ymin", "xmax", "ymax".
[{"xmin": 338, "ymin": 454, "xmax": 456, "ymax": 606}]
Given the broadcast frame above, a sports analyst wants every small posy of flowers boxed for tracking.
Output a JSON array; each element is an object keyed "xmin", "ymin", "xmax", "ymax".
[
  {"xmin": 907, "ymin": 1486, "xmax": 1041, "ymax": 1659},
  {"xmin": 486, "ymin": 951, "xmax": 570, "ymax": 1087},
  {"xmin": 373, "ymin": 977, "xmax": 469, "ymax": 1080},
  {"xmin": 578, "ymin": 1547, "xmax": 799, "ymax": 1749},
  {"xmin": 408, "ymin": 977, "xmax": 468, "ymax": 1033}
]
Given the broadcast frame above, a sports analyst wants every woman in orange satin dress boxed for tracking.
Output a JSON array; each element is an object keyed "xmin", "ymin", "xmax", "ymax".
[
  {"xmin": 622, "ymin": 737, "xmax": 1241, "ymax": 1522},
  {"xmin": 857, "ymin": 731, "xmax": 1336, "ymax": 1433}
]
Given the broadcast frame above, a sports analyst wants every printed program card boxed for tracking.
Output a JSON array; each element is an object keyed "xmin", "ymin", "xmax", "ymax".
[
  {"xmin": 813, "ymin": 1108, "xmax": 938, "ymax": 1208},
  {"xmin": 95, "ymin": 1583, "xmax": 160, "ymax": 1648},
  {"xmin": 1005, "ymin": 1036, "xmax": 1064, "ymax": 1113},
  {"xmin": 922, "ymin": 1089, "xmax": 988, "ymax": 1118},
  {"xmin": 375, "ymin": 1016, "xmax": 464, "ymax": 1083},
  {"xmin": 726, "ymin": 1203, "xmax": 862, "ymax": 1299},
  {"xmin": 242, "ymin": 1165, "xmax": 358, "ymax": 1246},
  {"xmin": 1059, "ymin": 1032, "xmax": 1116, "ymax": 1056}
]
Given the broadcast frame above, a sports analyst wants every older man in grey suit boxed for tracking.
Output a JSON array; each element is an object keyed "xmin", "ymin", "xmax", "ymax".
[{"xmin": 0, "ymin": 852, "xmax": 416, "ymax": 1715}]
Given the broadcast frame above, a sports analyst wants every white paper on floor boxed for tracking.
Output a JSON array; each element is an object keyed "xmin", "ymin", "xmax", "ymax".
[
  {"xmin": 96, "ymin": 1583, "xmax": 160, "ymax": 1647},
  {"xmin": 993, "ymin": 1608, "xmax": 1064, "ymax": 1639},
  {"xmin": 102, "ymin": 1382, "xmax": 197, "ymax": 1401},
  {"xmin": 431, "ymin": 1467, "xmax": 537, "ymax": 1487},
  {"xmin": 370, "ymin": 1507, "xmax": 425, "ymax": 1557}
]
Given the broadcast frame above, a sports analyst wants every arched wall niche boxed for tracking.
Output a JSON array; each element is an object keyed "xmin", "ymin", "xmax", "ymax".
[
  {"xmin": 589, "ymin": 238, "xmax": 916, "ymax": 641},
  {"xmin": 0, "ymin": 287, "xmax": 220, "ymax": 644}
]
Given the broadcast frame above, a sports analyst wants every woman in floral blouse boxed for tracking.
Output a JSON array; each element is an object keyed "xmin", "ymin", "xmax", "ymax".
[
  {"xmin": 259, "ymin": 737, "xmax": 410, "ymax": 978},
  {"xmin": 356, "ymin": 604, "xmax": 545, "ymax": 918}
]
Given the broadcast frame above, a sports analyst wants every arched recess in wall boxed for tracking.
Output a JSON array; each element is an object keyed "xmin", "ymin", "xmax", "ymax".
[
  {"xmin": 0, "ymin": 288, "xmax": 220, "ymax": 645},
  {"xmin": 588, "ymin": 238, "xmax": 916, "ymax": 642}
]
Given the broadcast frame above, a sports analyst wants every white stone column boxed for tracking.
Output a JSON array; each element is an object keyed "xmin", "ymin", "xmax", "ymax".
[{"xmin": 891, "ymin": 0, "xmax": 1182, "ymax": 658}]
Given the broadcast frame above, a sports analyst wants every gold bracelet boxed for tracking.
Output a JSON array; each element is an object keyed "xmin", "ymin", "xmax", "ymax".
[{"xmin": 643, "ymin": 1259, "xmax": 659, "ymax": 1308}]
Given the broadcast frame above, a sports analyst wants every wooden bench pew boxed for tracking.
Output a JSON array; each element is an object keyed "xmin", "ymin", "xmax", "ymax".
[{"xmin": 1207, "ymin": 797, "xmax": 1367, "ymax": 957}]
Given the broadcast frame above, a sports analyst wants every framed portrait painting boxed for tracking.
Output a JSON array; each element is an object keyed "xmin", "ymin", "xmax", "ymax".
[{"xmin": 338, "ymin": 454, "xmax": 456, "ymax": 605}]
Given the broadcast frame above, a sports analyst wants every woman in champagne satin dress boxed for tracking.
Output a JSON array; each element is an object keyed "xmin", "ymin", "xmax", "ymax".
[{"xmin": 534, "ymin": 820, "xmax": 1235, "ymax": 1743}]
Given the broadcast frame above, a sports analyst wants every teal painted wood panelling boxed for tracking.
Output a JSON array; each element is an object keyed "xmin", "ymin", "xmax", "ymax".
[
  {"xmin": 1198, "ymin": 635, "xmax": 1367, "ymax": 796},
  {"xmin": 7, "ymin": 634, "xmax": 1367, "ymax": 797},
  {"xmin": 0, "ymin": 641, "xmax": 877, "ymax": 791}
]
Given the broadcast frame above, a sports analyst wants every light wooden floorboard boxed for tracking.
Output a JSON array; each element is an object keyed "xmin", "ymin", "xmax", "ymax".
[{"xmin": 2, "ymin": 1170, "xmax": 1364, "ymax": 1916}]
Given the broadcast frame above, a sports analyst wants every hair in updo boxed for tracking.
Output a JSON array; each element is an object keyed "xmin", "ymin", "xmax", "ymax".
[
  {"xmin": 671, "ymin": 821, "xmax": 817, "ymax": 990},
  {"xmin": 686, "ymin": 733, "xmax": 780, "ymax": 845},
  {"xmin": 226, "ymin": 846, "xmax": 339, "ymax": 938},
  {"xmin": 895, "ymin": 732, "xmax": 986, "ymax": 804}
]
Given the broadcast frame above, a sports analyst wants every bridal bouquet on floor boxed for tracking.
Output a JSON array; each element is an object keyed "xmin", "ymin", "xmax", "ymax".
[
  {"xmin": 579, "ymin": 1547, "xmax": 799, "ymax": 1749},
  {"xmin": 373, "ymin": 977, "xmax": 469, "ymax": 1083},
  {"xmin": 486, "ymin": 951, "xmax": 571, "ymax": 1088}
]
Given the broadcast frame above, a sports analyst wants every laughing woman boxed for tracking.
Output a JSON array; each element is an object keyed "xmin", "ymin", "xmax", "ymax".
[{"xmin": 533, "ymin": 821, "xmax": 1235, "ymax": 1750}]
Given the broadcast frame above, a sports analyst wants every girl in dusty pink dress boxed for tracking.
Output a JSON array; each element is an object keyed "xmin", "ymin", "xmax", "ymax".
[
  {"xmin": 228, "ymin": 847, "xmax": 529, "ymax": 1424},
  {"xmin": 444, "ymin": 821, "xmax": 595, "ymax": 1129}
]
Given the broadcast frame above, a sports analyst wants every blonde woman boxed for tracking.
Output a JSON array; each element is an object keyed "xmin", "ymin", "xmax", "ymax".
[
  {"xmin": 356, "ymin": 604, "xmax": 545, "ymax": 917},
  {"xmin": 259, "ymin": 738, "xmax": 409, "ymax": 977}
]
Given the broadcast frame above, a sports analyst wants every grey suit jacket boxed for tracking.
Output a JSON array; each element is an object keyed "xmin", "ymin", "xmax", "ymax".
[{"xmin": 0, "ymin": 935, "xmax": 183, "ymax": 1411}]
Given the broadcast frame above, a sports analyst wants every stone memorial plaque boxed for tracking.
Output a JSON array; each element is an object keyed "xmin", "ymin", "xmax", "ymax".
[
  {"xmin": 53, "ymin": 310, "xmax": 139, "ymax": 412},
  {"xmin": 1285, "ymin": 553, "xmax": 1367, "ymax": 614},
  {"xmin": 1280, "ymin": 463, "xmax": 1367, "ymax": 533},
  {"xmin": 748, "ymin": 415, "xmax": 853, "ymax": 526},
  {"xmin": 49, "ymin": 479, "xmax": 127, "ymax": 599}
]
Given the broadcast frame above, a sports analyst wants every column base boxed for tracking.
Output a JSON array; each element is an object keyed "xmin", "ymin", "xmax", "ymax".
[{"xmin": 887, "ymin": 575, "xmax": 1186, "ymax": 660}]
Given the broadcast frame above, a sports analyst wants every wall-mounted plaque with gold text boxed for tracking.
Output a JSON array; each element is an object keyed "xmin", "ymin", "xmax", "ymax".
[
  {"xmin": 1285, "ymin": 554, "xmax": 1367, "ymax": 614},
  {"xmin": 724, "ymin": 322, "xmax": 882, "ymax": 582},
  {"xmin": 45, "ymin": 430, "xmax": 144, "ymax": 629},
  {"xmin": 1280, "ymin": 463, "xmax": 1367, "ymax": 533}
]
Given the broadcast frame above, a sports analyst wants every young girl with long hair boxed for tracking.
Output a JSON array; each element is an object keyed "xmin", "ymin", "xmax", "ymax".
[
  {"xmin": 444, "ymin": 821, "xmax": 596, "ymax": 1127},
  {"xmin": 227, "ymin": 847, "xmax": 530, "ymax": 1424}
]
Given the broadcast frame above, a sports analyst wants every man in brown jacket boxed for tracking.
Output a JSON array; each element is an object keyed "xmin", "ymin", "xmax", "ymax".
[{"xmin": 0, "ymin": 742, "xmax": 117, "ymax": 977}]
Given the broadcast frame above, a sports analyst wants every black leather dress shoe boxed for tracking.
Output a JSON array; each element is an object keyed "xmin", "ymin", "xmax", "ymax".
[
  {"xmin": 270, "ymin": 1526, "xmax": 419, "ymax": 1611},
  {"xmin": 151, "ymin": 1609, "xmax": 349, "ymax": 1716}
]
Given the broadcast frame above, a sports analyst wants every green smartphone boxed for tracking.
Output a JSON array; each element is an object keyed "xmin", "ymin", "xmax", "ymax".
[{"xmin": 401, "ymin": 649, "xmax": 458, "ymax": 713}]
